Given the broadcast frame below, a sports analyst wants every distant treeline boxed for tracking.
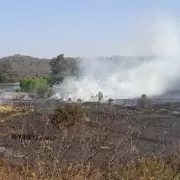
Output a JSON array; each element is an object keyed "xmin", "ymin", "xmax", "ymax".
[
  {"xmin": 0, "ymin": 54, "xmax": 79, "ymax": 83},
  {"xmin": 0, "ymin": 54, "xmax": 154, "ymax": 84}
]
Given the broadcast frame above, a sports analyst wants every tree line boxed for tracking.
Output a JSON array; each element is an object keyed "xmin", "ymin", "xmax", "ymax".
[
  {"xmin": 0, "ymin": 54, "xmax": 79, "ymax": 97},
  {"xmin": 0, "ymin": 54, "xmax": 79, "ymax": 83}
]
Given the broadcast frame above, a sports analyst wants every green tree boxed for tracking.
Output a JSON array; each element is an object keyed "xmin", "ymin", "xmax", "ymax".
[
  {"xmin": 43, "ymin": 75, "xmax": 64, "ymax": 87},
  {"xmin": 138, "ymin": 94, "xmax": 148, "ymax": 108},
  {"xmin": 50, "ymin": 54, "xmax": 65, "ymax": 75},
  {"xmin": 49, "ymin": 54, "xmax": 79, "ymax": 77}
]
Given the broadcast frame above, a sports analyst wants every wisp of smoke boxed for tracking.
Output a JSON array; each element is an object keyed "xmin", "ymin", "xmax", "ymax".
[{"xmin": 54, "ymin": 13, "xmax": 180, "ymax": 101}]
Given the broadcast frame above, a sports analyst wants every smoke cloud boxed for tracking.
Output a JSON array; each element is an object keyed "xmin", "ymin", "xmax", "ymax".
[{"xmin": 53, "ymin": 13, "xmax": 180, "ymax": 101}]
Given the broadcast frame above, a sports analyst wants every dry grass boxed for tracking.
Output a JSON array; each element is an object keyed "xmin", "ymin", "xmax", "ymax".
[
  {"xmin": 0, "ymin": 156, "xmax": 180, "ymax": 180},
  {"xmin": 0, "ymin": 158, "xmax": 24, "ymax": 180},
  {"xmin": 1, "ymin": 102, "xmax": 180, "ymax": 179},
  {"xmin": 0, "ymin": 104, "xmax": 29, "ymax": 114},
  {"xmin": 51, "ymin": 103, "xmax": 84, "ymax": 128}
]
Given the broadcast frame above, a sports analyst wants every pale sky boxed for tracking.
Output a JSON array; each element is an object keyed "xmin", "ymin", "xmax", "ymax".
[{"xmin": 0, "ymin": 0, "xmax": 179, "ymax": 58}]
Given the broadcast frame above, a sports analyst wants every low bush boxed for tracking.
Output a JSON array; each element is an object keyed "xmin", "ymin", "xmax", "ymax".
[
  {"xmin": 20, "ymin": 77, "xmax": 50, "ymax": 98},
  {"xmin": 15, "ymin": 88, "xmax": 21, "ymax": 92},
  {"xmin": 36, "ymin": 82, "xmax": 50, "ymax": 98},
  {"xmin": 51, "ymin": 103, "xmax": 84, "ymax": 128}
]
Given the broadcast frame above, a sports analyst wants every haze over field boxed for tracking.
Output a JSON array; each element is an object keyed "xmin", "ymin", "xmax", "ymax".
[{"xmin": 53, "ymin": 13, "xmax": 180, "ymax": 101}]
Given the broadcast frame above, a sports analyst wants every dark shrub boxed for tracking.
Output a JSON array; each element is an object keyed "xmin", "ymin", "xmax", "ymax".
[{"xmin": 51, "ymin": 104, "xmax": 84, "ymax": 128}]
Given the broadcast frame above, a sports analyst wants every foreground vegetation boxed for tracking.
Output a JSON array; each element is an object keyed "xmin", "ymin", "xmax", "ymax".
[
  {"xmin": 0, "ymin": 102, "xmax": 179, "ymax": 179},
  {"xmin": 1, "ymin": 156, "xmax": 180, "ymax": 180}
]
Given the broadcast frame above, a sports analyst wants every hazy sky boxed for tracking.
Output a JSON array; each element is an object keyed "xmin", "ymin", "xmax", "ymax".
[{"xmin": 0, "ymin": 0, "xmax": 179, "ymax": 58}]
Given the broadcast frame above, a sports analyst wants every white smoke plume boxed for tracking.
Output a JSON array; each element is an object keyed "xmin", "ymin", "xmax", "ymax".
[{"xmin": 53, "ymin": 13, "xmax": 180, "ymax": 101}]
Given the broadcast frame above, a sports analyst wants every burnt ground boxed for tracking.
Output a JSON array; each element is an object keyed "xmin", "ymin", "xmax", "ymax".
[{"xmin": 1, "ymin": 101, "xmax": 180, "ymax": 166}]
